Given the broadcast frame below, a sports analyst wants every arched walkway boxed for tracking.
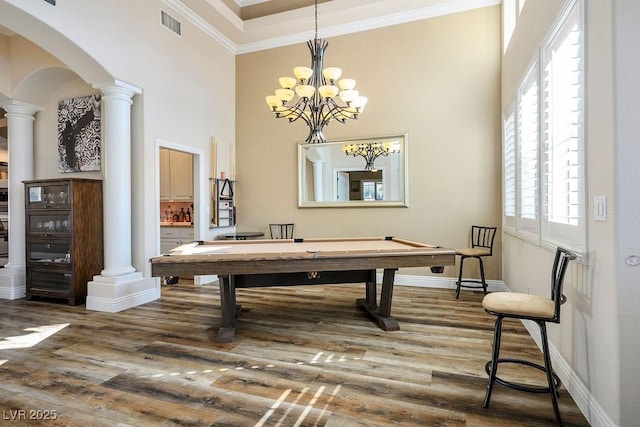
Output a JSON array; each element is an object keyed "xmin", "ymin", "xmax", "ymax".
[{"xmin": 0, "ymin": 2, "xmax": 158, "ymax": 309}]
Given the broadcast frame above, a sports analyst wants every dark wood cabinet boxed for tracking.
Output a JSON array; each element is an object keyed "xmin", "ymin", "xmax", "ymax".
[{"xmin": 23, "ymin": 178, "xmax": 103, "ymax": 305}]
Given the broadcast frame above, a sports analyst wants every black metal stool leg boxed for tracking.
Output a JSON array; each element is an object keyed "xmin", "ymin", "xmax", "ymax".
[
  {"xmin": 540, "ymin": 322, "xmax": 563, "ymax": 426},
  {"xmin": 456, "ymin": 256, "xmax": 465, "ymax": 299},
  {"xmin": 479, "ymin": 257, "xmax": 488, "ymax": 294},
  {"xmin": 484, "ymin": 316, "xmax": 503, "ymax": 408}
]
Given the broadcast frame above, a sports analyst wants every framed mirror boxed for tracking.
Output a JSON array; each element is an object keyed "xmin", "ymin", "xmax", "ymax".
[{"xmin": 298, "ymin": 134, "xmax": 408, "ymax": 207}]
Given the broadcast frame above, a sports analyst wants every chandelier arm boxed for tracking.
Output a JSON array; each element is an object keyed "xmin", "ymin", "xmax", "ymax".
[
  {"xmin": 324, "ymin": 103, "xmax": 356, "ymax": 123},
  {"xmin": 275, "ymin": 97, "xmax": 311, "ymax": 123},
  {"xmin": 274, "ymin": 105, "xmax": 301, "ymax": 120},
  {"xmin": 289, "ymin": 107, "xmax": 313, "ymax": 126},
  {"xmin": 326, "ymin": 97, "xmax": 362, "ymax": 119}
]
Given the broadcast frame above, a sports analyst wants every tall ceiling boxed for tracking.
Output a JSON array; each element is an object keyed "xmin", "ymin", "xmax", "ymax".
[{"xmin": 173, "ymin": 0, "xmax": 500, "ymax": 53}]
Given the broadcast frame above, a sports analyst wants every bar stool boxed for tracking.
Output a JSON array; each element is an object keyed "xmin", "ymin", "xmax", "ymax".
[
  {"xmin": 269, "ymin": 223, "xmax": 294, "ymax": 239},
  {"xmin": 455, "ymin": 225, "xmax": 497, "ymax": 299},
  {"xmin": 482, "ymin": 246, "xmax": 577, "ymax": 426}
]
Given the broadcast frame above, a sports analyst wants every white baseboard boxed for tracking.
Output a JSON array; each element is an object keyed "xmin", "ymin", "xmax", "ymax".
[
  {"xmin": 381, "ymin": 272, "xmax": 507, "ymax": 293},
  {"xmin": 0, "ymin": 284, "xmax": 25, "ymax": 300},
  {"xmin": 522, "ymin": 319, "xmax": 615, "ymax": 427},
  {"xmin": 0, "ymin": 270, "xmax": 27, "ymax": 300}
]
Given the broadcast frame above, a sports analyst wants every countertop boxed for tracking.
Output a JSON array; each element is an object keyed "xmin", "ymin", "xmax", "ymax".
[{"xmin": 160, "ymin": 222, "xmax": 193, "ymax": 227}]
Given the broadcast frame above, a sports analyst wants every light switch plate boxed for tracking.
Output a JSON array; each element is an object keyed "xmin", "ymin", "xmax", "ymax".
[{"xmin": 594, "ymin": 195, "xmax": 607, "ymax": 221}]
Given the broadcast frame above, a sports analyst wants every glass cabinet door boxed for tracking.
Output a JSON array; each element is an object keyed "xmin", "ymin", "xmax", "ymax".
[
  {"xmin": 27, "ymin": 213, "xmax": 71, "ymax": 235},
  {"xmin": 28, "ymin": 270, "xmax": 72, "ymax": 293},
  {"xmin": 27, "ymin": 241, "xmax": 71, "ymax": 264},
  {"xmin": 26, "ymin": 184, "xmax": 70, "ymax": 208}
]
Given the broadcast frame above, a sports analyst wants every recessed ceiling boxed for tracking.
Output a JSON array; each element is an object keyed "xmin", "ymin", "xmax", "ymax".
[
  {"xmin": 171, "ymin": 0, "xmax": 500, "ymax": 53},
  {"xmin": 229, "ymin": 0, "xmax": 331, "ymax": 21}
]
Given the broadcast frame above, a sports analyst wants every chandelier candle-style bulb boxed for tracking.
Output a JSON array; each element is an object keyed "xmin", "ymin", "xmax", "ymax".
[
  {"xmin": 322, "ymin": 67, "xmax": 342, "ymax": 83},
  {"xmin": 275, "ymin": 89, "xmax": 295, "ymax": 103},
  {"xmin": 294, "ymin": 67, "xmax": 313, "ymax": 83},
  {"xmin": 279, "ymin": 77, "xmax": 297, "ymax": 90},
  {"xmin": 319, "ymin": 85, "xmax": 339, "ymax": 98},
  {"xmin": 266, "ymin": 95, "xmax": 279, "ymax": 108},
  {"xmin": 338, "ymin": 79, "xmax": 356, "ymax": 90},
  {"xmin": 339, "ymin": 89, "xmax": 358, "ymax": 104},
  {"xmin": 264, "ymin": 0, "xmax": 367, "ymax": 143},
  {"xmin": 295, "ymin": 85, "xmax": 316, "ymax": 99}
]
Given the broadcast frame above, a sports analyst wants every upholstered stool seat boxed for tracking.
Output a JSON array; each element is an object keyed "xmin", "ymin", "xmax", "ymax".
[
  {"xmin": 482, "ymin": 292, "xmax": 555, "ymax": 319},
  {"xmin": 457, "ymin": 247, "xmax": 491, "ymax": 257},
  {"xmin": 482, "ymin": 247, "xmax": 576, "ymax": 426}
]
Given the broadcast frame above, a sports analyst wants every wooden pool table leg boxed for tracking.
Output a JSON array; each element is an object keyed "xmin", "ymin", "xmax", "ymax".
[
  {"xmin": 364, "ymin": 269, "xmax": 378, "ymax": 308},
  {"xmin": 357, "ymin": 268, "xmax": 400, "ymax": 331},
  {"xmin": 218, "ymin": 275, "xmax": 241, "ymax": 343}
]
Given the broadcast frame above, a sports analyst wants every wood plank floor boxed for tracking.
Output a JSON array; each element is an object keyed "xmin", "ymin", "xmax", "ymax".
[{"xmin": 0, "ymin": 283, "xmax": 589, "ymax": 426}]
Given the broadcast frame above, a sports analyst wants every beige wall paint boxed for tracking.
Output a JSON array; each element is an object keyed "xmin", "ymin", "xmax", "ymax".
[
  {"xmin": 236, "ymin": 6, "xmax": 502, "ymax": 280},
  {"xmin": 502, "ymin": 1, "xmax": 619, "ymax": 424}
]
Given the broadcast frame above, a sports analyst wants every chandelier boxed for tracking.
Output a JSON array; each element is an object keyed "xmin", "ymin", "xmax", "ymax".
[
  {"xmin": 265, "ymin": 0, "xmax": 367, "ymax": 144},
  {"xmin": 343, "ymin": 141, "xmax": 400, "ymax": 171}
]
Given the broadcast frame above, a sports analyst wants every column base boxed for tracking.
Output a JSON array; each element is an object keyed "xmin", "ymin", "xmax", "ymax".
[
  {"xmin": 0, "ymin": 267, "xmax": 26, "ymax": 300},
  {"xmin": 86, "ymin": 272, "xmax": 159, "ymax": 313}
]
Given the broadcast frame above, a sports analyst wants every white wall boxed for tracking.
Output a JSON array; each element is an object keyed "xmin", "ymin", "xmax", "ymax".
[
  {"xmin": 612, "ymin": 1, "xmax": 640, "ymax": 424},
  {"xmin": 0, "ymin": 0, "xmax": 236, "ymax": 278}
]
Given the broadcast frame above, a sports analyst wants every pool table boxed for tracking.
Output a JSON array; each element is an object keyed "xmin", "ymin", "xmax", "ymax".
[{"xmin": 150, "ymin": 237, "xmax": 456, "ymax": 342}]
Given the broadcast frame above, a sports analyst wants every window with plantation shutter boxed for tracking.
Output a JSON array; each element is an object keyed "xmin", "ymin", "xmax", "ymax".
[
  {"xmin": 541, "ymin": 0, "xmax": 585, "ymax": 252},
  {"xmin": 503, "ymin": 100, "xmax": 516, "ymax": 231},
  {"xmin": 516, "ymin": 62, "xmax": 540, "ymax": 240},
  {"xmin": 501, "ymin": 0, "xmax": 585, "ymax": 256}
]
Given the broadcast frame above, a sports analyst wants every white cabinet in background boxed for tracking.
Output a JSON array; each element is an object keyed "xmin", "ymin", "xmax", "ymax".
[
  {"xmin": 160, "ymin": 226, "xmax": 194, "ymax": 253},
  {"xmin": 160, "ymin": 149, "xmax": 193, "ymax": 201},
  {"xmin": 159, "ymin": 149, "xmax": 171, "ymax": 200}
]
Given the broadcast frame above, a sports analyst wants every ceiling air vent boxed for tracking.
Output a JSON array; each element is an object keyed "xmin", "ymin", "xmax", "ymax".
[{"xmin": 161, "ymin": 10, "xmax": 181, "ymax": 36}]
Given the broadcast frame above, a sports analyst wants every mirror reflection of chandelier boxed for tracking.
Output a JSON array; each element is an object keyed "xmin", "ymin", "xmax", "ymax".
[
  {"xmin": 342, "ymin": 141, "xmax": 400, "ymax": 171},
  {"xmin": 265, "ymin": 0, "xmax": 367, "ymax": 144}
]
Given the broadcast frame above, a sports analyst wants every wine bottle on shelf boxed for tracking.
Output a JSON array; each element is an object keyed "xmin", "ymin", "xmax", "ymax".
[
  {"xmin": 185, "ymin": 208, "xmax": 191, "ymax": 223},
  {"xmin": 178, "ymin": 207, "xmax": 185, "ymax": 222}
]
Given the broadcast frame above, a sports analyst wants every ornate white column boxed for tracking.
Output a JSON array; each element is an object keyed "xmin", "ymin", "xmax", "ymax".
[
  {"xmin": 87, "ymin": 80, "xmax": 158, "ymax": 312},
  {"xmin": 0, "ymin": 101, "xmax": 41, "ymax": 300},
  {"xmin": 97, "ymin": 82, "xmax": 138, "ymax": 277}
]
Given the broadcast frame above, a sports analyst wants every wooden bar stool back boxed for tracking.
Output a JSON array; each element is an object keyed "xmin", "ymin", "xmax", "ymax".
[{"xmin": 482, "ymin": 246, "xmax": 577, "ymax": 426}]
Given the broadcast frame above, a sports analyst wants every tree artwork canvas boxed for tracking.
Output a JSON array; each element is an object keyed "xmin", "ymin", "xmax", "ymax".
[{"xmin": 57, "ymin": 94, "xmax": 101, "ymax": 172}]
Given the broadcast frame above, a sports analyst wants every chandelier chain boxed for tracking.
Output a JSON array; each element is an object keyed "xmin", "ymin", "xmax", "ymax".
[{"xmin": 314, "ymin": 0, "xmax": 318, "ymax": 40}]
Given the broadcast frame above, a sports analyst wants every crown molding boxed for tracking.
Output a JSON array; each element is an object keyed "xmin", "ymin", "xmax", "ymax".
[
  {"xmin": 237, "ymin": 0, "xmax": 501, "ymax": 54},
  {"xmin": 166, "ymin": 0, "xmax": 501, "ymax": 55},
  {"xmin": 162, "ymin": 0, "xmax": 237, "ymax": 53}
]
